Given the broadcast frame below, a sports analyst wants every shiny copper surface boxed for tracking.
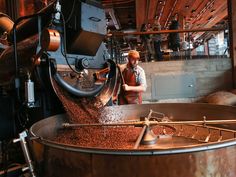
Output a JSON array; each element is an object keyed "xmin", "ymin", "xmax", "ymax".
[
  {"xmin": 41, "ymin": 29, "xmax": 60, "ymax": 51},
  {"xmin": 30, "ymin": 103, "xmax": 236, "ymax": 177},
  {"xmin": 0, "ymin": 35, "xmax": 38, "ymax": 85}
]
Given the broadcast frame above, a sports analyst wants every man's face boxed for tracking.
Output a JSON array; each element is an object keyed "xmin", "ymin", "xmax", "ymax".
[{"xmin": 128, "ymin": 57, "xmax": 139, "ymax": 68}]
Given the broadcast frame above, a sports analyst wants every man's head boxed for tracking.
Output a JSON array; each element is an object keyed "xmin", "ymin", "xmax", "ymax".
[{"xmin": 127, "ymin": 50, "xmax": 140, "ymax": 68}]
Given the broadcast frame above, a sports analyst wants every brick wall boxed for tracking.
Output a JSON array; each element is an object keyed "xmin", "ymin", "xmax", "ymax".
[{"xmin": 139, "ymin": 58, "xmax": 233, "ymax": 101}]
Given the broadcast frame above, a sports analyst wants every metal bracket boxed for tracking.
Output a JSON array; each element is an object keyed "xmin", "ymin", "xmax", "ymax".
[{"xmin": 13, "ymin": 131, "xmax": 36, "ymax": 177}]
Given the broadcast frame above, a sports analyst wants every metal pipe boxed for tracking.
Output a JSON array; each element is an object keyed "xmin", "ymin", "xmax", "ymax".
[
  {"xmin": 13, "ymin": 13, "xmax": 44, "ymax": 102},
  {"xmin": 133, "ymin": 125, "xmax": 147, "ymax": 149},
  {"xmin": 13, "ymin": 131, "xmax": 36, "ymax": 177},
  {"xmin": 62, "ymin": 119, "xmax": 236, "ymax": 128},
  {"xmin": 109, "ymin": 27, "xmax": 225, "ymax": 36},
  {"xmin": 187, "ymin": 32, "xmax": 192, "ymax": 59}
]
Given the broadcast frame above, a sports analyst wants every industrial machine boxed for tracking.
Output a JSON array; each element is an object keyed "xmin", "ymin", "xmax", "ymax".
[
  {"xmin": 0, "ymin": 0, "xmax": 117, "ymax": 138},
  {"xmin": 1, "ymin": 1, "xmax": 236, "ymax": 177},
  {"xmin": 0, "ymin": 0, "xmax": 116, "ymax": 176}
]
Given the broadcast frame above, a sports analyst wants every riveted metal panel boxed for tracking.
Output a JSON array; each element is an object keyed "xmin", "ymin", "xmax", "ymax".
[{"xmin": 151, "ymin": 72, "xmax": 196, "ymax": 100}]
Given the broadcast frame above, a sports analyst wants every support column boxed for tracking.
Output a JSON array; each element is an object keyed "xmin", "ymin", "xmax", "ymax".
[
  {"xmin": 6, "ymin": 0, "xmax": 19, "ymax": 21},
  {"xmin": 228, "ymin": 0, "xmax": 236, "ymax": 87},
  {"xmin": 178, "ymin": 14, "xmax": 185, "ymax": 40}
]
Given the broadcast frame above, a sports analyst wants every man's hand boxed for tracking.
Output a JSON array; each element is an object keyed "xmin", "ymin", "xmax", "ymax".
[{"xmin": 122, "ymin": 84, "xmax": 130, "ymax": 91}]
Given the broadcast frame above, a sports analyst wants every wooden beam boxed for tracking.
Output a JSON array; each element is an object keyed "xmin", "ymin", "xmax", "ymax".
[
  {"xmin": 135, "ymin": 0, "xmax": 146, "ymax": 31},
  {"xmin": 107, "ymin": 8, "xmax": 121, "ymax": 30}
]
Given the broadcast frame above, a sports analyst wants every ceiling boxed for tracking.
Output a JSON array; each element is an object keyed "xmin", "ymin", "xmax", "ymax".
[
  {"xmin": 101, "ymin": 0, "xmax": 228, "ymax": 34},
  {"xmin": 13, "ymin": 0, "xmax": 227, "ymax": 49}
]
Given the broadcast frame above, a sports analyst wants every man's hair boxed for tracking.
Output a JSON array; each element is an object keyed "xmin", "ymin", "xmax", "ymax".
[{"xmin": 128, "ymin": 50, "xmax": 140, "ymax": 60}]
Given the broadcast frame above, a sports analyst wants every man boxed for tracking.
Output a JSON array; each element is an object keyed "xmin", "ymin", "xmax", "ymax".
[
  {"xmin": 168, "ymin": 15, "xmax": 180, "ymax": 52},
  {"xmin": 152, "ymin": 19, "xmax": 163, "ymax": 61},
  {"xmin": 117, "ymin": 50, "xmax": 147, "ymax": 105}
]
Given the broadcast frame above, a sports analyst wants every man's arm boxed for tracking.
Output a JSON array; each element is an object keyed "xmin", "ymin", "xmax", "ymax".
[
  {"xmin": 122, "ymin": 84, "xmax": 146, "ymax": 92},
  {"xmin": 122, "ymin": 67, "xmax": 147, "ymax": 92}
]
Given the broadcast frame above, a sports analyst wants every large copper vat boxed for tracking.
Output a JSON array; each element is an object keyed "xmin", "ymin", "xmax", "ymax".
[{"xmin": 30, "ymin": 103, "xmax": 236, "ymax": 177}]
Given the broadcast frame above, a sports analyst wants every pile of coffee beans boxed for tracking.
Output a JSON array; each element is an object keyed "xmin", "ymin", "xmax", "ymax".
[
  {"xmin": 52, "ymin": 80, "xmax": 104, "ymax": 124},
  {"xmin": 55, "ymin": 124, "xmax": 175, "ymax": 149},
  {"xmin": 52, "ymin": 80, "xmax": 175, "ymax": 149}
]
